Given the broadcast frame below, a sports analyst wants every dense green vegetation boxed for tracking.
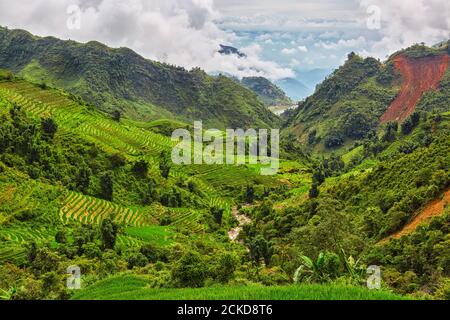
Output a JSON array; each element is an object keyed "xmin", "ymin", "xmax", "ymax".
[
  {"xmin": 241, "ymin": 111, "xmax": 449, "ymax": 300},
  {"xmin": 0, "ymin": 27, "xmax": 279, "ymax": 129},
  {"xmin": 285, "ymin": 52, "xmax": 399, "ymax": 151},
  {"xmin": 0, "ymin": 35, "xmax": 448, "ymax": 301}
]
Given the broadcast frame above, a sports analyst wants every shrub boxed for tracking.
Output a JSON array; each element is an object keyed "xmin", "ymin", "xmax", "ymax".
[{"xmin": 171, "ymin": 251, "xmax": 208, "ymax": 288}]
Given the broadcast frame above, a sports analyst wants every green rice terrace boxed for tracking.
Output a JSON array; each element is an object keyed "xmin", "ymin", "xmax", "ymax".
[
  {"xmin": 0, "ymin": 39, "xmax": 449, "ymax": 302},
  {"xmin": 72, "ymin": 274, "xmax": 406, "ymax": 300}
]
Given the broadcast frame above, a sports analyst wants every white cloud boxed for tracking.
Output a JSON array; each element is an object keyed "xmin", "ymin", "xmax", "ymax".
[
  {"xmin": 297, "ymin": 45, "xmax": 308, "ymax": 52},
  {"xmin": 290, "ymin": 58, "xmax": 300, "ymax": 66},
  {"xmin": 281, "ymin": 48, "xmax": 297, "ymax": 55},
  {"xmin": 359, "ymin": 0, "xmax": 450, "ymax": 58},
  {"xmin": 314, "ymin": 36, "xmax": 367, "ymax": 50},
  {"xmin": 0, "ymin": 0, "xmax": 293, "ymax": 80}
]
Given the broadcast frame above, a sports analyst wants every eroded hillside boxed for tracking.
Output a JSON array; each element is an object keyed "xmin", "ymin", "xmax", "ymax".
[{"xmin": 381, "ymin": 53, "xmax": 450, "ymax": 122}]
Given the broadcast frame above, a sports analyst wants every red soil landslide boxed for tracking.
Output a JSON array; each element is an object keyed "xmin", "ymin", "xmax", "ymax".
[
  {"xmin": 380, "ymin": 54, "xmax": 450, "ymax": 123},
  {"xmin": 390, "ymin": 189, "xmax": 450, "ymax": 240}
]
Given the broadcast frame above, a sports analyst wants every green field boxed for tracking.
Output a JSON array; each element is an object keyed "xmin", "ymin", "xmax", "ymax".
[
  {"xmin": 72, "ymin": 275, "xmax": 405, "ymax": 300},
  {"xmin": 124, "ymin": 226, "xmax": 174, "ymax": 246}
]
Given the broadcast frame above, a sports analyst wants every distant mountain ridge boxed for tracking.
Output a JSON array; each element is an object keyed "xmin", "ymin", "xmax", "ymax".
[
  {"xmin": 274, "ymin": 78, "xmax": 311, "ymax": 102},
  {"xmin": 0, "ymin": 27, "xmax": 280, "ymax": 129},
  {"xmin": 241, "ymin": 76, "xmax": 292, "ymax": 106}
]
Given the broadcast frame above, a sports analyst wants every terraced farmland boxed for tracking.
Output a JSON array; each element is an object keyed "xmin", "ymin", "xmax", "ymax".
[
  {"xmin": 0, "ymin": 79, "xmax": 242, "ymax": 242},
  {"xmin": 0, "ymin": 245, "xmax": 26, "ymax": 264},
  {"xmin": 0, "ymin": 226, "xmax": 53, "ymax": 244},
  {"xmin": 59, "ymin": 192, "xmax": 152, "ymax": 227},
  {"xmin": 124, "ymin": 226, "xmax": 174, "ymax": 246},
  {"xmin": 151, "ymin": 207, "xmax": 207, "ymax": 233},
  {"xmin": 0, "ymin": 81, "xmax": 174, "ymax": 160}
]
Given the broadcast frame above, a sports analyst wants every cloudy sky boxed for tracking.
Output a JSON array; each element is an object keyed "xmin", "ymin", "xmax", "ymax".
[{"xmin": 0, "ymin": 0, "xmax": 449, "ymax": 81}]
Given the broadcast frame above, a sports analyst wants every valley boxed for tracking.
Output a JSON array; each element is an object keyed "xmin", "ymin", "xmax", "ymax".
[{"xmin": 0, "ymin": 30, "xmax": 448, "ymax": 301}]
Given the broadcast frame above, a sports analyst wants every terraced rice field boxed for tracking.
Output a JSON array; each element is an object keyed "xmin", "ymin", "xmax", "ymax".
[
  {"xmin": 0, "ymin": 225, "xmax": 55, "ymax": 263},
  {"xmin": 72, "ymin": 274, "xmax": 407, "ymax": 300},
  {"xmin": 116, "ymin": 235, "xmax": 145, "ymax": 247},
  {"xmin": 0, "ymin": 245, "xmax": 26, "ymax": 263},
  {"xmin": 0, "ymin": 226, "xmax": 53, "ymax": 243},
  {"xmin": 157, "ymin": 207, "xmax": 206, "ymax": 233},
  {"xmin": 0, "ymin": 81, "xmax": 174, "ymax": 160},
  {"xmin": 124, "ymin": 226, "xmax": 174, "ymax": 246},
  {"xmin": 0, "ymin": 81, "xmax": 236, "ymax": 234},
  {"xmin": 59, "ymin": 192, "xmax": 151, "ymax": 226}
]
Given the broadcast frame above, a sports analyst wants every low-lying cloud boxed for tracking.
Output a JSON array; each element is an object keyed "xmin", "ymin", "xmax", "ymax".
[{"xmin": 0, "ymin": 0, "xmax": 293, "ymax": 80}]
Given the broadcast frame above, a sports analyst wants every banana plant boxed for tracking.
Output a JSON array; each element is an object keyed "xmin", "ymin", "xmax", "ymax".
[
  {"xmin": 294, "ymin": 252, "xmax": 328, "ymax": 284},
  {"xmin": 339, "ymin": 248, "xmax": 366, "ymax": 284}
]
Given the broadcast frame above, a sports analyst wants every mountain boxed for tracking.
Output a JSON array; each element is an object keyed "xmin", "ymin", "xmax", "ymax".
[
  {"xmin": 274, "ymin": 78, "xmax": 311, "ymax": 102},
  {"xmin": 274, "ymin": 69, "xmax": 332, "ymax": 102},
  {"xmin": 295, "ymin": 68, "xmax": 333, "ymax": 89},
  {"xmin": 218, "ymin": 44, "xmax": 246, "ymax": 58},
  {"xmin": 0, "ymin": 27, "xmax": 279, "ymax": 129},
  {"xmin": 241, "ymin": 76, "xmax": 292, "ymax": 106},
  {"xmin": 286, "ymin": 44, "xmax": 450, "ymax": 151}
]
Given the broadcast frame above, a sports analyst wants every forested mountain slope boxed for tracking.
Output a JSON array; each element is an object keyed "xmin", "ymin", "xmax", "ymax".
[
  {"xmin": 0, "ymin": 27, "xmax": 279, "ymax": 129},
  {"xmin": 241, "ymin": 77, "xmax": 292, "ymax": 107},
  {"xmin": 285, "ymin": 43, "xmax": 450, "ymax": 153}
]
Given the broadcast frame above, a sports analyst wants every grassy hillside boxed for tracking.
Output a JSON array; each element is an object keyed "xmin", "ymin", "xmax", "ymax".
[
  {"xmin": 0, "ymin": 27, "xmax": 280, "ymax": 129},
  {"xmin": 72, "ymin": 274, "xmax": 404, "ymax": 300}
]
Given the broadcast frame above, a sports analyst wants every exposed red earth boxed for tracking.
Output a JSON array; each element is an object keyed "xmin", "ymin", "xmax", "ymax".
[
  {"xmin": 382, "ymin": 189, "xmax": 450, "ymax": 242},
  {"xmin": 380, "ymin": 53, "xmax": 450, "ymax": 123}
]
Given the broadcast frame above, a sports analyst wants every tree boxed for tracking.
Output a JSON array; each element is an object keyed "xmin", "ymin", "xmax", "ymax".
[
  {"xmin": 100, "ymin": 217, "xmax": 119, "ymax": 250},
  {"xmin": 141, "ymin": 178, "xmax": 158, "ymax": 205},
  {"xmin": 41, "ymin": 117, "xmax": 58, "ymax": 140},
  {"xmin": 125, "ymin": 250, "xmax": 148, "ymax": 269},
  {"xmin": 171, "ymin": 251, "xmax": 208, "ymax": 288},
  {"xmin": 100, "ymin": 172, "xmax": 114, "ymax": 201},
  {"xmin": 401, "ymin": 118, "xmax": 413, "ymax": 135},
  {"xmin": 55, "ymin": 229, "xmax": 67, "ymax": 244},
  {"xmin": 31, "ymin": 248, "xmax": 61, "ymax": 274},
  {"xmin": 214, "ymin": 252, "xmax": 238, "ymax": 283},
  {"xmin": 133, "ymin": 160, "xmax": 148, "ymax": 177},
  {"xmin": 382, "ymin": 122, "xmax": 398, "ymax": 142},
  {"xmin": 342, "ymin": 110, "xmax": 374, "ymax": 139},
  {"xmin": 110, "ymin": 153, "xmax": 126, "ymax": 168},
  {"xmin": 294, "ymin": 252, "xmax": 342, "ymax": 284},
  {"xmin": 309, "ymin": 183, "xmax": 320, "ymax": 199},
  {"xmin": 159, "ymin": 151, "xmax": 171, "ymax": 179},
  {"xmin": 308, "ymin": 130, "xmax": 317, "ymax": 146},
  {"xmin": 324, "ymin": 130, "xmax": 344, "ymax": 148},
  {"xmin": 248, "ymin": 235, "xmax": 272, "ymax": 266},
  {"xmin": 73, "ymin": 224, "xmax": 96, "ymax": 255},
  {"xmin": 76, "ymin": 165, "xmax": 91, "ymax": 192},
  {"xmin": 401, "ymin": 112, "xmax": 420, "ymax": 135},
  {"xmin": 210, "ymin": 206, "xmax": 224, "ymax": 225},
  {"xmin": 244, "ymin": 184, "xmax": 255, "ymax": 203},
  {"xmin": 112, "ymin": 110, "xmax": 122, "ymax": 122},
  {"xmin": 27, "ymin": 242, "xmax": 38, "ymax": 264}
]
